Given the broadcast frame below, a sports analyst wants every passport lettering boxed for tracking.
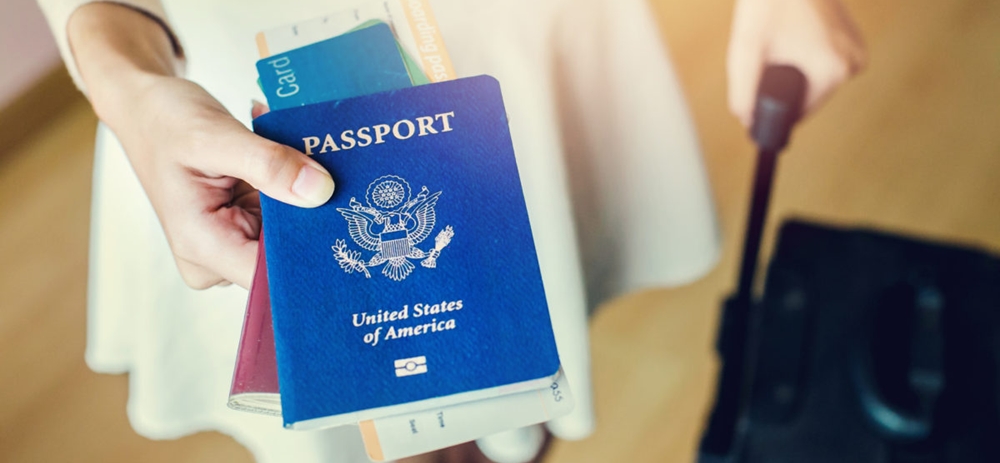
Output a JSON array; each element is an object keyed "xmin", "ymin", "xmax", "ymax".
[
  {"xmin": 353, "ymin": 300, "xmax": 464, "ymax": 347},
  {"xmin": 302, "ymin": 111, "xmax": 455, "ymax": 154}
]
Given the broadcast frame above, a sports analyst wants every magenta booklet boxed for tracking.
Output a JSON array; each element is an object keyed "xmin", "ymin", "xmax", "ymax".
[{"xmin": 228, "ymin": 236, "xmax": 281, "ymax": 416}]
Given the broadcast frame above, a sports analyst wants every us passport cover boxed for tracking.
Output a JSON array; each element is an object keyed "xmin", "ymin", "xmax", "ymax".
[
  {"xmin": 232, "ymin": 20, "xmax": 421, "ymax": 416},
  {"xmin": 255, "ymin": 75, "xmax": 561, "ymax": 429}
]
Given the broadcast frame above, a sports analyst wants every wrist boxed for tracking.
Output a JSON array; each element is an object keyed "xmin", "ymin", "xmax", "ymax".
[{"xmin": 68, "ymin": 3, "xmax": 181, "ymax": 126}]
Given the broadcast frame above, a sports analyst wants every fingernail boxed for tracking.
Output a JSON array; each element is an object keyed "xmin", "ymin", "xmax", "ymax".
[
  {"xmin": 251, "ymin": 99, "xmax": 269, "ymax": 119},
  {"xmin": 292, "ymin": 166, "xmax": 335, "ymax": 207}
]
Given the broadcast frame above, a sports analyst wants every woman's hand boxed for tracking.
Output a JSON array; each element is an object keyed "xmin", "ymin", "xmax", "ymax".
[
  {"xmin": 111, "ymin": 77, "xmax": 333, "ymax": 289},
  {"xmin": 69, "ymin": 4, "xmax": 334, "ymax": 289},
  {"xmin": 727, "ymin": 0, "xmax": 867, "ymax": 126}
]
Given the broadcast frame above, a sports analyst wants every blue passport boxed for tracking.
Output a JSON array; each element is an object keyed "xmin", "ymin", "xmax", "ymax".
[
  {"xmin": 254, "ymin": 76, "xmax": 561, "ymax": 429},
  {"xmin": 256, "ymin": 22, "xmax": 413, "ymax": 111}
]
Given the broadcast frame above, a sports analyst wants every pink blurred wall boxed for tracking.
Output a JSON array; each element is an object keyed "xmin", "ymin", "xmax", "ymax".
[{"xmin": 0, "ymin": 0, "xmax": 61, "ymax": 109}]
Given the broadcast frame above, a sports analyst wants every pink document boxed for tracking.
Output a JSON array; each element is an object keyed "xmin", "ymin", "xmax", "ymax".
[{"xmin": 228, "ymin": 236, "xmax": 281, "ymax": 415}]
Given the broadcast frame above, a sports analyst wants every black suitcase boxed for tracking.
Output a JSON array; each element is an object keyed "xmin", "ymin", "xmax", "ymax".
[{"xmin": 697, "ymin": 66, "xmax": 1000, "ymax": 463}]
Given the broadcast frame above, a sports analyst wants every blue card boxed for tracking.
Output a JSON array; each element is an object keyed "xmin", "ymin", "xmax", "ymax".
[
  {"xmin": 256, "ymin": 23, "xmax": 413, "ymax": 111},
  {"xmin": 254, "ymin": 76, "xmax": 561, "ymax": 428}
]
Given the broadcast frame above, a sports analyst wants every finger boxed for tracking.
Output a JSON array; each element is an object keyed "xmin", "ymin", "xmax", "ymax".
[
  {"xmin": 204, "ymin": 206, "xmax": 263, "ymax": 289},
  {"xmin": 198, "ymin": 121, "xmax": 335, "ymax": 209},
  {"xmin": 767, "ymin": 41, "xmax": 848, "ymax": 114},
  {"xmin": 727, "ymin": 0, "xmax": 770, "ymax": 127},
  {"xmin": 176, "ymin": 258, "xmax": 228, "ymax": 290},
  {"xmin": 166, "ymin": 192, "xmax": 261, "ymax": 290},
  {"xmin": 251, "ymin": 99, "xmax": 270, "ymax": 119},
  {"xmin": 177, "ymin": 231, "xmax": 257, "ymax": 290},
  {"xmin": 763, "ymin": 0, "xmax": 865, "ymax": 117},
  {"xmin": 176, "ymin": 258, "xmax": 233, "ymax": 289},
  {"xmin": 813, "ymin": 0, "xmax": 868, "ymax": 74},
  {"xmin": 231, "ymin": 181, "xmax": 261, "ymax": 213},
  {"xmin": 213, "ymin": 234, "xmax": 259, "ymax": 289},
  {"xmin": 800, "ymin": 61, "xmax": 847, "ymax": 115},
  {"xmin": 175, "ymin": 221, "xmax": 257, "ymax": 289}
]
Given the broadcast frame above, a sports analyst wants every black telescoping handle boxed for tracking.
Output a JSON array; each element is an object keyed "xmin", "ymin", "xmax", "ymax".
[
  {"xmin": 734, "ymin": 65, "xmax": 808, "ymax": 306},
  {"xmin": 699, "ymin": 65, "xmax": 807, "ymax": 462}
]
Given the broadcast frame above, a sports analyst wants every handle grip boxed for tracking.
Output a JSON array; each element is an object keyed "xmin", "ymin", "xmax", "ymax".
[{"xmin": 751, "ymin": 65, "xmax": 808, "ymax": 153}]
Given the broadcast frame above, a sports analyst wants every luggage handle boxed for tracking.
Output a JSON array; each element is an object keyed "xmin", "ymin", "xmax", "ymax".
[
  {"xmin": 735, "ymin": 65, "xmax": 808, "ymax": 306},
  {"xmin": 699, "ymin": 64, "xmax": 807, "ymax": 461}
]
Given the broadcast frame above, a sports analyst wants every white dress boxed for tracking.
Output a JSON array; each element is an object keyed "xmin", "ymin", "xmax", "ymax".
[{"xmin": 39, "ymin": 0, "xmax": 720, "ymax": 461}]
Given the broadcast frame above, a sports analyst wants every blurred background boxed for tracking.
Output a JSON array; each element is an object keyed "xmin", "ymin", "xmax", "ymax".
[{"xmin": 1, "ymin": 0, "xmax": 998, "ymax": 461}]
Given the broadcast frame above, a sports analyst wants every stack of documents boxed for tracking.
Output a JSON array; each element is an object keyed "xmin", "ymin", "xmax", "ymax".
[{"xmin": 227, "ymin": 1, "xmax": 575, "ymax": 460}]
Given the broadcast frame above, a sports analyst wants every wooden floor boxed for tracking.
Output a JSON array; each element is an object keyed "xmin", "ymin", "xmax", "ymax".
[{"xmin": 2, "ymin": 0, "xmax": 999, "ymax": 461}]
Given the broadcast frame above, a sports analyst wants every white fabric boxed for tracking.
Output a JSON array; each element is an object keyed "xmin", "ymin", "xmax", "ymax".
[{"xmin": 41, "ymin": 0, "xmax": 720, "ymax": 461}]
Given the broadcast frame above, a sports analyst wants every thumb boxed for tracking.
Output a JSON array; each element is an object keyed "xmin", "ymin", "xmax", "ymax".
[{"xmin": 204, "ymin": 124, "xmax": 335, "ymax": 208}]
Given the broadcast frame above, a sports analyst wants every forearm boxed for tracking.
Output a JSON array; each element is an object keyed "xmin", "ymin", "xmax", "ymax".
[{"xmin": 67, "ymin": 3, "xmax": 182, "ymax": 128}]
